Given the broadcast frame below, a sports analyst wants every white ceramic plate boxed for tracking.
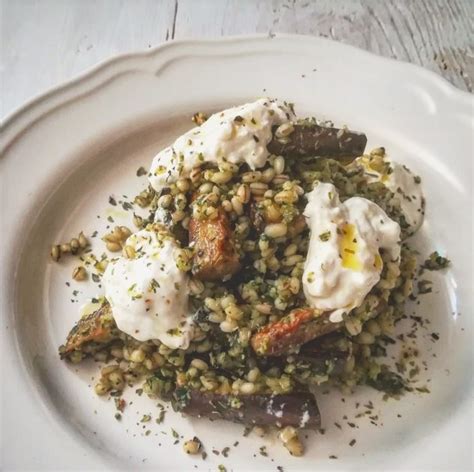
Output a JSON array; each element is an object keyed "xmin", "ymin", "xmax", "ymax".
[{"xmin": 1, "ymin": 35, "xmax": 473, "ymax": 471}]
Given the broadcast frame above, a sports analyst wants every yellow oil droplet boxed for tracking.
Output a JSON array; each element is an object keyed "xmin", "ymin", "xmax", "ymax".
[
  {"xmin": 360, "ymin": 156, "xmax": 389, "ymax": 182},
  {"xmin": 374, "ymin": 253, "xmax": 383, "ymax": 271},
  {"xmin": 339, "ymin": 223, "xmax": 362, "ymax": 271}
]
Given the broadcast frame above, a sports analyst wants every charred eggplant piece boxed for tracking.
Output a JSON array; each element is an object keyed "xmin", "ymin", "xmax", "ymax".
[
  {"xmin": 189, "ymin": 207, "xmax": 241, "ymax": 281},
  {"xmin": 298, "ymin": 333, "xmax": 350, "ymax": 375},
  {"xmin": 58, "ymin": 302, "xmax": 119, "ymax": 360},
  {"xmin": 268, "ymin": 124, "xmax": 367, "ymax": 160},
  {"xmin": 251, "ymin": 308, "xmax": 341, "ymax": 357},
  {"xmin": 299, "ymin": 332, "xmax": 348, "ymax": 356},
  {"xmin": 172, "ymin": 389, "xmax": 320, "ymax": 429}
]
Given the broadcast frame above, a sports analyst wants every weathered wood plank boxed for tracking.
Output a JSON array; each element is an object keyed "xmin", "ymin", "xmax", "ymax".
[{"xmin": 1, "ymin": 0, "xmax": 472, "ymax": 118}]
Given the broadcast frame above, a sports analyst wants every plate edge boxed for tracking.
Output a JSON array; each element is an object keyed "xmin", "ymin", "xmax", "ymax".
[{"xmin": 1, "ymin": 33, "xmax": 472, "ymax": 151}]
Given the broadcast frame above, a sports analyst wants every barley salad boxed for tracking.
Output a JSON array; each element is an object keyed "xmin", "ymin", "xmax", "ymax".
[{"xmin": 57, "ymin": 98, "xmax": 440, "ymax": 457}]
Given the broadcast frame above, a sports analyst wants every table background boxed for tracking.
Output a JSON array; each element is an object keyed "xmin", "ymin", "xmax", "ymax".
[{"xmin": 1, "ymin": 0, "xmax": 472, "ymax": 119}]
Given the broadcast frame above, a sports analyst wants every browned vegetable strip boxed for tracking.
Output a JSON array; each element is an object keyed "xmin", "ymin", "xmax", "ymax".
[
  {"xmin": 299, "ymin": 332, "xmax": 349, "ymax": 357},
  {"xmin": 189, "ymin": 207, "xmax": 241, "ymax": 281},
  {"xmin": 172, "ymin": 389, "xmax": 320, "ymax": 429},
  {"xmin": 267, "ymin": 124, "xmax": 367, "ymax": 159},
  {"xmin": 297, "ymin": 335, "xmax": 350, "ymax": 377},
  {"xmin": 251, "ymin": 308, "xmax": 341, "ymax": 357},
  {"xmin": 295, "ymin": 353, "xmax": 347, "ymax": 377},
  {"xmin": 58, "ymin": 302, "xmax": 119, "ymax": 360}
]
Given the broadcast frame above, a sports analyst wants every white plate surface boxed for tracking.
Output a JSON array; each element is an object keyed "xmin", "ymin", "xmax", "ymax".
[{"xmin": 1, "ymin": 35, "xmax": 473, "ymax": 471}]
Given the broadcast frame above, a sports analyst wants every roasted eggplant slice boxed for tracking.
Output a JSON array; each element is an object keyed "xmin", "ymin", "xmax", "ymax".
[
  {"xmin": 251, "ymin": 308, "xmax": 341, "ymax": 357},
  {"xmin": 59, "ymin": 302, "xmax": 119, "ymax": 360},
  {"xmin": 172, "ymin": 389, "xmax": 320, "ymax": 428},
  {"xmin": 268, "ymin": 124, "xmax": 367, "ymax": 159},
  {"xmin": 189, "ymin": 208, "xmax": 241, "ymax": 281},
  {"xmin": 296, "ymin": 338, "xmax": 350, "ymax": 377}
]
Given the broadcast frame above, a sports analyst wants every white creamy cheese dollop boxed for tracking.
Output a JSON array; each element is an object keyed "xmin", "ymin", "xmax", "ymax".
[
  {"xmin": 358, "ymin": 157, "xmax": 425, "ymax": 235},
  {"xmin": 102, "ymin": 229, "xmax": 193, "ymax": 348},
  {"xmin": 302, "ymin": 183, "xmax": 401, "ymax": 322},
  {"xmin": 148, "ymin": 98, "xmax": 295, "ymax": 193},
  {"xmin": 384, "ymin": 163, "xmax": 424, "ymax": 234}
]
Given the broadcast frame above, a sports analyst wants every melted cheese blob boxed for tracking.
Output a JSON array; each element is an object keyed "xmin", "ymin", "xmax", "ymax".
[
  {"xmin": 148, "ymin": 98, "xmax": 295, "ymax": 192},
  {"xmin": 302, "ymin": 183, "xmax": 401, "ymax": 322},
  {"xmin": 102, "ymin": 230, "xmax": 193, "ymax": 348}
]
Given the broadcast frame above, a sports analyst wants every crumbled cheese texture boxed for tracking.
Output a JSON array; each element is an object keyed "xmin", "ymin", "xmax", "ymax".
[
  {"xmin": 358, "ymin": 156, "xmax": 425, "ymax": 235},
  {"xmin": 102, "ymin": 230, "xmax": 193, "ymax": 348},
  {"xmin": 385, "ymin": 163, "xmax": 424, "ymax": 233},
  {"xmin": 300, "ymin": 410, "xmax": 310, "ymax": 428},
  {"xmin": 148, "ymin": 98, "xmax": 295, "ymax": 192},
  {"xmin": 266, "ymin": 398, "xmax": 286, "ymax": 419},
  {"xmin": 303, "ymin": 182, "xmax": 401, "ymax": 322}
]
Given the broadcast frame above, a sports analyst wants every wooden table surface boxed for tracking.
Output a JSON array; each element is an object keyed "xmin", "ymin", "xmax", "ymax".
[{"xmin": 1, "ymin": 0, "xmax": 472, "ymax": 119}]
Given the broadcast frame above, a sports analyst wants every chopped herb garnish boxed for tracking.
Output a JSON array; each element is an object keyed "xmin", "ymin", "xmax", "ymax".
[
  {"xmin": 422, "ymin": 251, "xmax": 450, "ymax": 271},
  {"xmin": 417, "ymin": 279, "xmax": 433, "ymax": 294},
  {"xmin": 91, "ymin": 273, "xmax": 101, "ymax": 283},
  {"xmin": 122, "ymin": 201, "xmax": 133, "ymax": 211},
  {"xmin": 155, "ymin": 410, "xmax": 165, "ymax": 424},
  {"xmin": 319, "ymin": 231, "xmax": 331, "ymax": 242},
  {"xmin": 149, "ymin": 278, "xmax": 160, "ymax": 292}
]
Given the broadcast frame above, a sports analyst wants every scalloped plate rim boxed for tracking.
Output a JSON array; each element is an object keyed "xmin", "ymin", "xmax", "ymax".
[{"xmin": 1, "ymin": 34, "xmax": 472, "ymax": 147}]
